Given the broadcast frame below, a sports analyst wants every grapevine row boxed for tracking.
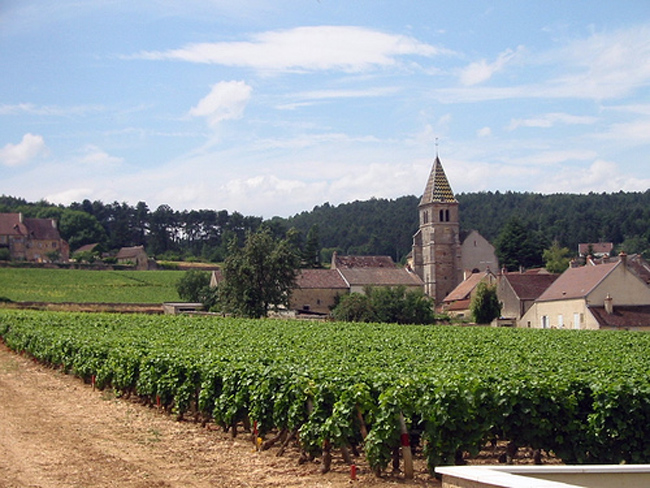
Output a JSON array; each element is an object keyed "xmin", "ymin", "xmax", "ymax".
[{"xmin": 1, "ymin": 309, "xmax": 650, "ymax": 473}]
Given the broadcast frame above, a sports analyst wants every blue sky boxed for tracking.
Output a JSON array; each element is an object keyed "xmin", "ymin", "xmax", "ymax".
[{"xmin": 2, "ymin": 1, "xmax": 650, "ymax": 218}]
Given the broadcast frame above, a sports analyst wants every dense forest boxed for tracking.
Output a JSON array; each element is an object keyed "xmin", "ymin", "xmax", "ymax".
[{"xmin": 2, "ymin": 189, "xmax": 650, "ymax": 263}]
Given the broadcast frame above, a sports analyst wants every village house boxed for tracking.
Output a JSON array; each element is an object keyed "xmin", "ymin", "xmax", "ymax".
[
  {"xmin": 496, "ymin": 269, "xmax": 559, "ymax": 327},
  {"xmin": 211, "ymin": 253, "xmax": 425, "ymax": 316},
  {"xmin": 520, "ymin": 253, "xmax": 650, "ymax": 331},
  {"xmin": 440, "ymin": 269, "xmax": 497, "ymax": 318},
  {"xmin": 0, "ymin": 212, "xmax": 69, "ymax": 262},
  {"xmin": 290, "ymin": 268, "xmax": 349, "ymax": 315},
  {"xmin": 578, "ymin": 242, "xmax": 614, "ymax": 259},
  {"xmin": 115, "ymin": 245, "xmax": 152, "ymax": 270}
]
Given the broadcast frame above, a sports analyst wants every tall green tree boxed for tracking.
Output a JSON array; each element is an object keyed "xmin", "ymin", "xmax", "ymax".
[
  {"xmin": 470, "ymin": 282, "xmax": 501, "ymax": 324},
  {"xmin": 218, "ymin": 227, "xmax": 301, "ymax": 318},
  {"xmin": 176, "ymin": 270, "xmax": 211, "ymax": 302},
  {"xmin": 302, "ymin": 224, "xmax": 321, "ymax": 268},
  {"xmin": 495, "ymin": 217, "xmax": 547, "ymax": 271},
  {"xmin": 543, "ymin": 241, "xmax": 572, "ymax": 273}
]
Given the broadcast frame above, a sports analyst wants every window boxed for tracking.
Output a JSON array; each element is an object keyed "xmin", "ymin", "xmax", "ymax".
[
  {"xmin": 558, "ymin": 314, "xmax": 564, "ymax": 329},
  {"xmin": 541, "ymin": 315, "xmax": 549, "ymax": 329}
]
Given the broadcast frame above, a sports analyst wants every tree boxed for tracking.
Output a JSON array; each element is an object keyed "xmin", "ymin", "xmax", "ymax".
[
  {"xmin": 543, "ymin": 241, "xmax": 572, "ymax": 274},
  {"xmin": 470, "ymin": 282, "xmax": 501, "ymax": 324},
  {"xmin": 177, "ymin": 270, "xmax": 211, "ymax": 302},
  {"xmin": 58, "ymin": 209, "xmax": 107, "ymax": 251},
  {"xmin": 495, "ymin": 217, "xmax": 546, "ymax": 271},
  {"xmin": 302, "ymin": 224, "xmax": 321, "ymax": 268},
  {"xmin": 619, "ymin": 235, "xmax": 650, "ymax": 258},
  {"xmin": 218, "ymin": 227, "xmax": 300, "ymax": 318},
  {"xmin": 331, "ymin": 293, "xmax": 376, "ymax": 322},
  {"xmin": 331, "ymin": 286, "xmax": 435, "ymax": 324}
]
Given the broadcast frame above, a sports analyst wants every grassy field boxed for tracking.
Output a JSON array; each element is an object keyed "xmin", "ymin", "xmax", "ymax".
[{"xmin": 0, "ymin": 267, "xmax": 184, "ymax": 303}]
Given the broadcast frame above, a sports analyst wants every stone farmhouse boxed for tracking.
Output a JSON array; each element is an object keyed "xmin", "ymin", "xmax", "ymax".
[
  {"xmin": 496, "ymin": 269, "xmax": 559, "ymax": 327},
  {"xmin": 210, "ymin": 253, "xmax": 423, "ymax": 316},
  {"xmin": 290, "ymin": 254, "xmax": 424, "ymax": 315},
  {"xmin": 440, "ymin": 269, "xmax": 497, "ymax": 318},
  {"xmin": 520, "ymin": 253, "xmax": 650, "ymax": 331},
  {"xmin": 0, "ymin": 212, "xmax": 69, "ymax": 262},
  {"xmin": 115, "ymin": 245, "xmax": 153, "ymax": 270}
]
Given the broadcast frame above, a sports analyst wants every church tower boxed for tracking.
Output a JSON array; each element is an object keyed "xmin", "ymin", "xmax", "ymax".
[{"xmin": 412, "ymin": 156, "xmax": 462, "ymax": 305}]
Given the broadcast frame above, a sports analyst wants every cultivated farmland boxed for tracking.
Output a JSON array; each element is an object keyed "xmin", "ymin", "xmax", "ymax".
[
  {"xmin": 0, "ymin": 268, "xmax": 183, "ymax": 303},
  {"xmin": 2, "ymin": 309, "xmax": 649, "ymax": 475}
]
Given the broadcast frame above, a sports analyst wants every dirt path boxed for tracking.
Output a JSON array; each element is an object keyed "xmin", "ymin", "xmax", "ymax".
[{"xmin": 0, "ymin": 343, "xmax": 439, "ymax": 488}]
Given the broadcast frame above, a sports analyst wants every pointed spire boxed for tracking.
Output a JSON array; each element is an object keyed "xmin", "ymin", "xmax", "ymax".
[{"xmin": 420, "ymin": 156, "xmax": 457, "ymax": 205}]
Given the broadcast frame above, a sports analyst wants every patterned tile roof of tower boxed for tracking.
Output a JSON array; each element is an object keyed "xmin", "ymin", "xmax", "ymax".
[{"xmin": 420, "ymin": 156, "xmax": 457, "ymax": 205}]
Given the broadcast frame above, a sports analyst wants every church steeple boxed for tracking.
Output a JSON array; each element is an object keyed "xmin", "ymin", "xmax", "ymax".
[
  {"xmin": 412, "ymin": 155, "xmax": 462, "ymax": 304},
  {"xmin": 420, "ymin": 156, "xmax": 457, "ymax": 205}
]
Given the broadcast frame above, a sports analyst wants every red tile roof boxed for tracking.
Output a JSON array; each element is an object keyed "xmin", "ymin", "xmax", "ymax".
[
  {"xmin": 443, "ymin": 272, "xmax": 487, "ymax": 302},
  {"xmin": 0, "ymin": 213, "xmax": 28, "ymax": 236},
  {"xmin": 295, "ymin": 269, "xmax": 348, "ymax": 289},
  {"xmin": 115, "ymin": 246, "xmax": 147, "ymax": 260},
  {"xmin": 23, "ymin": 217, "xmax": 61, "ymax": 240},
  {"xmin": 333, "ymin": 255, "xmax": 396, "ymax": 268},
  {"xmin": 446, "ymin": 298, "xmax": 471, "ymax": 311},
  {"xmin": 0, "ymin": 213, "xmax": 62, "ymax": 240},
  {"xmin": 578, "ymin": 242, "xmax": 614, "ymax": 257},
  {"xmin": 338, "ymin": 267, "xmax": 423, "ymax": 287},
  {"xmin": 628, "ymin": 254, "xmax": 650, "ymax": 285},
  {"xmin": 537, "ymin": 261, "xmax": 619, "ymax": 302},
  {"xmin": 502, "ymin": 272, "xmax": 559, "ymax": 301},
  {"xmin": 590, "ymin": 305, "xmax": 650, "ymax": 329}
]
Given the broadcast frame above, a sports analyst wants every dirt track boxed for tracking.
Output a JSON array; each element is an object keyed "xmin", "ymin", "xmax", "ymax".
[{"xmin": 0, "ymin": 343, "xmax": 439, "ymax": 487}]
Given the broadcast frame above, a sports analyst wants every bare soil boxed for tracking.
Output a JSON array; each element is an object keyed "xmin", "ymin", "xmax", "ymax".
[
  {"xmin": 0, "ymin": 343, "xmax": 440, "ymax": 488},
  {"xmin": 0, "ymin": 341, "xmax": 559, "ymax": 487}
]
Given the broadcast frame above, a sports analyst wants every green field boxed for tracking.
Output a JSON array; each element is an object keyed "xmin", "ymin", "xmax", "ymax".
[
  {"xmin": 2, "ymin": 309, "xmax": 649, "ymax": 472},
  {"xmin": 0, "ymin": 268, "xmax": 184, "ymax": 303}
]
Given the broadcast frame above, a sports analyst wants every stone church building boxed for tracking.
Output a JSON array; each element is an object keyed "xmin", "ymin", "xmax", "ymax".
[{"xmin": 411, "ymin": 156, "xmax": 498, "ymax": 304}]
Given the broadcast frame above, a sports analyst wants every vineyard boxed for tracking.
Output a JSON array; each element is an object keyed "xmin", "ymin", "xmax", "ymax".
[
  {"xmin": 0, "ymin": 268, "xmax": 183, "ymax": 303},
  {"xmin": 1, "ymin": 309, "xmax": 650, "ymax": 476}
]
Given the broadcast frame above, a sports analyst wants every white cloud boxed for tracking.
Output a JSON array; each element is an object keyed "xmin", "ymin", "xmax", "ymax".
[
  {"xmin": 0, "ymin": 133, "xmax": 47, "ymax": 167},
  {"xmin": 477, "ymin": 127, "xmax": 492, "ymax": 137},
  {"xmin": 459, "ymin": 46, "xmax": 524, "ymax": 86},
  {"xmin": 600, "ymin": 119, "xmax": 650, "ymax": 145},
  {"xmin": 45, "ymin": 188, "xmax": 95, "ymax": 205},
  {"xmin": 189, "ymin": 81, "xmax": 252, "ymax": 128},
  {"xmin": 76, "ymin": 145, "xmax": 124, "ymax": 167},
  {"xmin": 436, "ymin": 25, "xmax": 650, "ymax": 103},
  {"xmin": 136, "ymin": 26, "xmax": 449, "ymax": 73},
  {"xmin": 508, "ymin": 112, "xmax": 598, "ymax": 130},
  {"xmin": 509, "ymin": 149, "xmax": 598, "ymax": 167},
  {"xmin": 552, "ymin": 24, "xmax": 650, "ymax": 99},
  {"xmin": 536, "ymin": 159, "xmax": 650, "ymax": 194},
  {"xmin": 0, "ymin": 103, "xmax": 103, "ymax": 116}
]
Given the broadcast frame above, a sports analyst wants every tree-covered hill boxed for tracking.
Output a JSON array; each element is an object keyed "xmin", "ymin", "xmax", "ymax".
[
  {"xmin": 280, "ymin": 196, "xmax": 419, "ymax": 263},
  {"xmin": 2, "ymin": 190, "xmax": 650, "ymax": 263},
  {"xmin": 457, "ymin": 190, "xmax": 650, "ymax": 254}
]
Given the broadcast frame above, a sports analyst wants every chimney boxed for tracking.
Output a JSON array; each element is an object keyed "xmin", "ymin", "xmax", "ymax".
[
  {"xmin": 51, "ymin": 219, "xmax": 57, "ymax": 229},
  {"xmin": 19, "ymin": 212, "xmax": 23, "ymax": 223},
  {"xmin": 619, "ymin": 251, "xmax": 627, "ymax": 266},
  {"xmin": 604, "ymin": 293, "xmax": 614, "ymax": 315}
]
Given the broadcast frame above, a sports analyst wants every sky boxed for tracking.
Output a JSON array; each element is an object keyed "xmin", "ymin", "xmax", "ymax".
[{"xmin": 2, "ymin": 1, "xmax": 650, "ymax": 218}]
